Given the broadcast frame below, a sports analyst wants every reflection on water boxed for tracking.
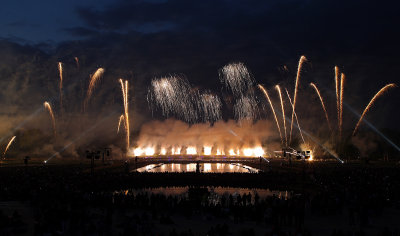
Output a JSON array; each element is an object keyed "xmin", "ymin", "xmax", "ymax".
[{"xmin": 135, "ymin": 163, "xmax": 259, "ymax": 173}]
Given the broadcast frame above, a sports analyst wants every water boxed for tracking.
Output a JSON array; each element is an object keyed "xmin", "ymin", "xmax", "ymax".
[{"xmin": 135, "ymin": 162, "xmax": 259, "ymax": 173}]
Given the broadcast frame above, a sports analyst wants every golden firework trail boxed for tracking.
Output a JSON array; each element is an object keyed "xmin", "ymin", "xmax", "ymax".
[
  {"xmin": 310, "ymin": 83, "xmax": 332, "ymax": 131},
  {"xmin": 58, "ymin": 62, "xmax": 63, "ymax": 111},
  {"xmin": 289, "ymin": 55, "xmax": 307, "ymax": 143},
  {"xmin": 3, "ymin": 136, "xmax": 16, "ymax": 158},
  {"xmin": 84, "ymin": 68, "xmax": 105, "ymax": 110},
  {"xmin": 285, "ymin": 88, "xmax": 305, "ymax": 144},
  {"xmin": 275, "ymin": 85, "xmax": 287, "ymax": 146},
  {"xmin": 117, "ymin": 114, "xmax": 125, "ymax": 134},
  {"xmin": 353, "ymin": 83, "xmax": 397, "ymax": 136},
  {"xmin": 339, "ymin": 73, "xmax": 345, "ymax": 138},
  {"xmin": 119, "ymin": 79, "xmax": 130, "ymax": 150},
  {"xmin": 74, "ymin": 57, "xmax": 79, "ymax": 70},
  {"xmin": 258, "ymin": 84, "xmax": 283, "ymax": 145},
  {"xmin": 335, "ymin": 66, "xmax": 340, "ymax": 130},
  {"xmin": 44, "ymin": 102, "xmax": 56, "ymax": 137}
]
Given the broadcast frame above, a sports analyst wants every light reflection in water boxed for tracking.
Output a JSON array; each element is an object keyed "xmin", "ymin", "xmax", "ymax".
[{"xmin": 136, "ymin": 163, "xmax": 259, "ymax": 173}]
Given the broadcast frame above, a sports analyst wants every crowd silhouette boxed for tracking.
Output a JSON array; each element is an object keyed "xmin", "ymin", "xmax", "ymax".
[{"xmin": 0, "ymin": 162, "xmax": 399, "ymax": 235}]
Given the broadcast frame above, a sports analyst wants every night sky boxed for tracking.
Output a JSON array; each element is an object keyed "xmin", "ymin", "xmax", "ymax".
[{"xmin": 0, "ymin": 0, "xmax": 400, "ymax": 156}]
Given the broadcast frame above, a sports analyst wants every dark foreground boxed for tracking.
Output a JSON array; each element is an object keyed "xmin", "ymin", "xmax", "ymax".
[{"xmin": 1, "ymin": 160, "xmax": 400, "ymax": 235}]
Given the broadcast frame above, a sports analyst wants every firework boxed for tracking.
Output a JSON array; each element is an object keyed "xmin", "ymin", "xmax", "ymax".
[
  {"xmin": 275, "ymin": 85, "xmax": 287, "ymax": 146},
  {"xmin": 199, "ymin": 93, "xmax": 222, "ymax": 123},
  {"xmin": 3, "ymin": 136, "xmax": 16, "ymax": 158},
  {"xmin": 120, "ymin": 79, "xmax": 130, "ymax": 150},
  {"xmin": 44, "ymin": 101, "xmax": 56, "ymax": 137},
  {"xmin": 353, "ymin": 83, "xmax": 397, "ymax": 136},
  {"xmin": 258, "ymin": 84, "xmax": 283, "ymax": 145},
  {"xmin": 74, "ymin": 57, "xmax": 79, "ymax": 70},
  {"xmin": 285, "ymin": 88, "xmax": 305, "ymax": 143},
  {"xmin": 310, "ymin": 83, "xmax": 332, "ymax": 131},
  {"xmin": 58, "ymin": 62, "xmax": 63, "ymax": 112},
  {"xmin": 117, "ymin": 114, "xmax": 125, "ymax": 134},
  {"xmin": 219, "ymin": 63, "xmax": 255, "ymax": 97},
  {"xmin": 233, "ymin": 96, "xmax": 258, "ymax": 121},
  {"xmin": 148, "ymin": 76, "xmax": 198, "ymax": 123},
  {"xmin": 335, "ymin": 66, "xmax": 340, "ymax": 130},
  {"xmin": 289, "ymin": 55, "xmax": 307, "ymax": 143},
  {"xmin": 84, "ymin": 68, "xmax": 105, "ymax": 109},
  {"xmin": 339, "ymin": 73, "xmax": 345, "ymax": 138}
]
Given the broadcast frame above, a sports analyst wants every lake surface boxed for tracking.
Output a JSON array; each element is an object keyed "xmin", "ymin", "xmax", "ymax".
[{"xmin": 135, "ymin": 163, "xmax": 259, "ymax": 173}]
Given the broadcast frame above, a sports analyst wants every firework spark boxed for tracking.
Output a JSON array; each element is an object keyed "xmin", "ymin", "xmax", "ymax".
[
  {"xmin": 117, "ymin": 114, "xmax": 125, "ymax": 134},
  {"xmin": 335, "ymin": 66, "xmax": 340, "ymax": 130},
  {"xmin": 44, "ymin": 101, "xmax": 56, "ymax": 137},
  {"xmin": 148, "ymin": 76, "xmax": 198, "ymax": 123},
  {"xmin": 289, "ymin": 55, "xmax": 307, "ymax": 143},
  {"xmin": 120, "ymin": 79, "xmax": 130, "ymax": 150},
  {"xmin": 310, "ymin": 83, "xmax": 332, "ymax": 131},
  {"xmin": 339, "ymin": 73, "xmax": 345, "ymax": 138},
  {"xmin": 285, "ymin": 88, "xmax": 305, "ymax": 144},
  {"xmin": 233, "ymin": 96, "xmax": 258, "ymax": 121},
  {"xmin": 353, "ymin": 83, "xmax": 397, "ymax": 136},
  {"xmin": 199, "ymin": 93, "xmax": 222, "ymax": 123},
  {"xmin": 58, "ymin": 62, "xmax": 63, "ymax": 112},
  {"xmin": 219, "ymin": 63, "xmax": 255, "ymax": 97},
  {"xmin": 74, "ymin": 57, "xmax": 79, "ymax": 70},
  {"xmin": 3, "ymin": 136, "xmax": 16, "ymax": 158},
  {"xmin": 84, "ymin": 68, "xmax": 105, "ymax": 109},
  {"xmin": 275, "ymin": 85, "xmax": 287, "ymax": 146},
  {"xmin": 258, "ymin": 84, "xmax": 283, "ymax": 145}
]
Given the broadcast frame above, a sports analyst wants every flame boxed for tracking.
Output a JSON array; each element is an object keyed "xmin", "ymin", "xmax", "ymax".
[
  {"xmin": 145, "ymin": 147, "xmax": 155, "ymax": 156},
  {"xmin": 133, "ymin": 147, "xmax": 143, "ymax": 156},
  {"xmin": 254, "ymin": 147, "xmax": 264, "ymax": 156},
  {"xmin": 186, "ymin": 146, "xmax": 197, "ymax": 155},
  {"xmin": 204, "ymin": 146, "xmax": 212, "ymax": 155},
  {"xmin": 229, "ymin": 149, "xmax": 237, "ymax": 156},
  {"xmin": 131, "ymin": 146, "xmax": 265, "ymax": 157},
  {"xmin": 172, "ymin": 147, "xmax": 181, "ymax": 155}
]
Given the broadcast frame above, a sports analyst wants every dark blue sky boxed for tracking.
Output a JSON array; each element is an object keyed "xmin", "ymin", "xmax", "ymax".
[
  {"xmin": 0, "ymin": 0, "xmax": 112, "ymax": 43},
  {"xmin": 1, "ymin": 0, "xmax": 399, "ymax": 131}
]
